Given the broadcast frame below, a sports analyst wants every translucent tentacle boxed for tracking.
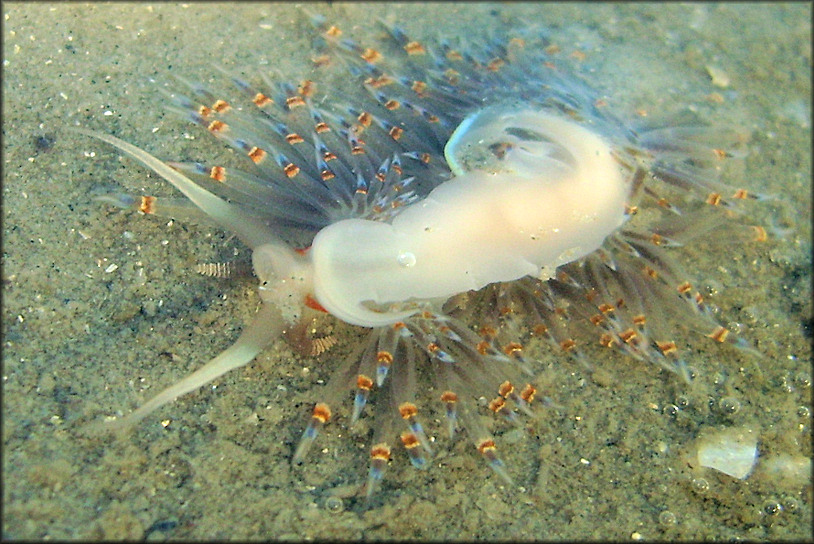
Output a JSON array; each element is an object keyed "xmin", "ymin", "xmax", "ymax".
[
  {"xmin": 73, "ymin": 128, "xmax": 279, "ymax": 250},
  {"xmin": 107, "ymin": 302, "xmax": 284, "ymax": 429}
]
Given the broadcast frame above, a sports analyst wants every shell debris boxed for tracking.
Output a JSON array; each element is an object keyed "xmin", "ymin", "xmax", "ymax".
[
  {"xmin": 195, "ymin": 261, "xmax": 252, "ymax": 279},
  {"xmin": 696, "ymin": 426, "xmax": 758, "ymax": 480},
  {"xmin": 705, "ymin": 65, "xmax": 731, "ymax": 88}
]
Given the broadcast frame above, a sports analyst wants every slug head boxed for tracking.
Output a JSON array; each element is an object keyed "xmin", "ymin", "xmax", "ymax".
[{"xmin": 252, "ymin": 243, "xmax": 315, "ymax": 324}]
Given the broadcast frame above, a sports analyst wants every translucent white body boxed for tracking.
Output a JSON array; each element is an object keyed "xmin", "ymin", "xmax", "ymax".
[{"xmin": 310, "ymin": 108, "xmax": 629, "ymax": 327}]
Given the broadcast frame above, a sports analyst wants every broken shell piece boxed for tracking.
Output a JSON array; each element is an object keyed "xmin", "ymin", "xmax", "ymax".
[
  {"xmin": 706, "ymin": 65, "xmax": 731, "ymax": 88},
  {"xmin": 696, "ymin": 426, "xmax": 758, "ymax": 480}
]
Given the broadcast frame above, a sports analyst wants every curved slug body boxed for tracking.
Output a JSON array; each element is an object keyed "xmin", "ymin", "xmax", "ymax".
[{"xmin": 311, "ymin": 108, "xmax": 628, "ymax": 327}]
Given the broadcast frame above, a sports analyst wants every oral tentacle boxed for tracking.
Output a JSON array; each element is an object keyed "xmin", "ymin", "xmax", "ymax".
[
  {"xmin": 73, "ymin": 128, "xmax": 280, "ymax": 250},
  {"xmin": 110, "ymin": 302, "xmax": 285, "ymax": 429}
]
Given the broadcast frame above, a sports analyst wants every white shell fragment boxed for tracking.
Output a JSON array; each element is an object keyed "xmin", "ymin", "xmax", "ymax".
[
  {"xmin": 706, "ymin": 65, "xmax": 731, "ymax": 88},
  {"xmin": 696, "ymin": 427, "xmax": 758, "ymax": 480}
]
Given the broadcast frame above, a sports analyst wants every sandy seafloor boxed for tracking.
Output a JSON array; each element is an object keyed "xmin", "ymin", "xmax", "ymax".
[{"xmin": 2, "ymin": 2, "xmax": 811, "ymax": 540}]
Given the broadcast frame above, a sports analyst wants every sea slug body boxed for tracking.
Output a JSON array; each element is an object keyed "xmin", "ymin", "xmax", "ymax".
[
  {"xmin": 311, "ymin": 107, "xmax": 629, "ymax": 327},
  {"xmin": 80, "ymin": 13, "xmax": 766, "ymax": 500}
]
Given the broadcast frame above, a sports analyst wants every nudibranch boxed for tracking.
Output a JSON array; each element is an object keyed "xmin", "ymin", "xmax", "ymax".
[{"xmin": 81, "ymin": 14, "xmax": 766, "ymax": 499}]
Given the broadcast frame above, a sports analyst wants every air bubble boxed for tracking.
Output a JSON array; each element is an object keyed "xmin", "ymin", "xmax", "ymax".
[
  {"xmin": 726, "ymin": 321, "xmax": 745, "ymax": 334},
  {"xmin": 763, "ymin": 499, "xmax": 782, "ymax": 516},
  {"xmin": 658, "ymin": 510, "xmax": 677, "ymax": 526},
  {"xmin": 782, "ymin": 496, "xmax": 799, "ymax": 513},
  {"xmin": 691, "ymin": 478, "xmax": 709, "ymax": 494},
  {"xmin": 740, "ymin": 305, "xmax": 759, "ymax": 323},
  {"xmin": 664, "ymin": 404, "xmax": 680, "ymax": 418},
  {"xmin": 397, "ymin": 252, "xmax": 416, "ymax": 267},
  {"xmin": 676, "ymin": 395, "xmax": 690, "ymax": 409},
  {"xmin": 719, "ymin": 396, "xmax": 741, "ymax": 416},
  {"xmin": 703, "ymin": 281, "xmax": 720, "ymax": 296},
  {"xmin": 325, "ymin": 496, "xmax": 344, "ymax": 514},
  {"xmin": 778, "ymin": 375, "xmax": 795, "ymax": 394},
  {"xmin": 795, "ymin": 371, "xmax": 811, "ymax": 388}
]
